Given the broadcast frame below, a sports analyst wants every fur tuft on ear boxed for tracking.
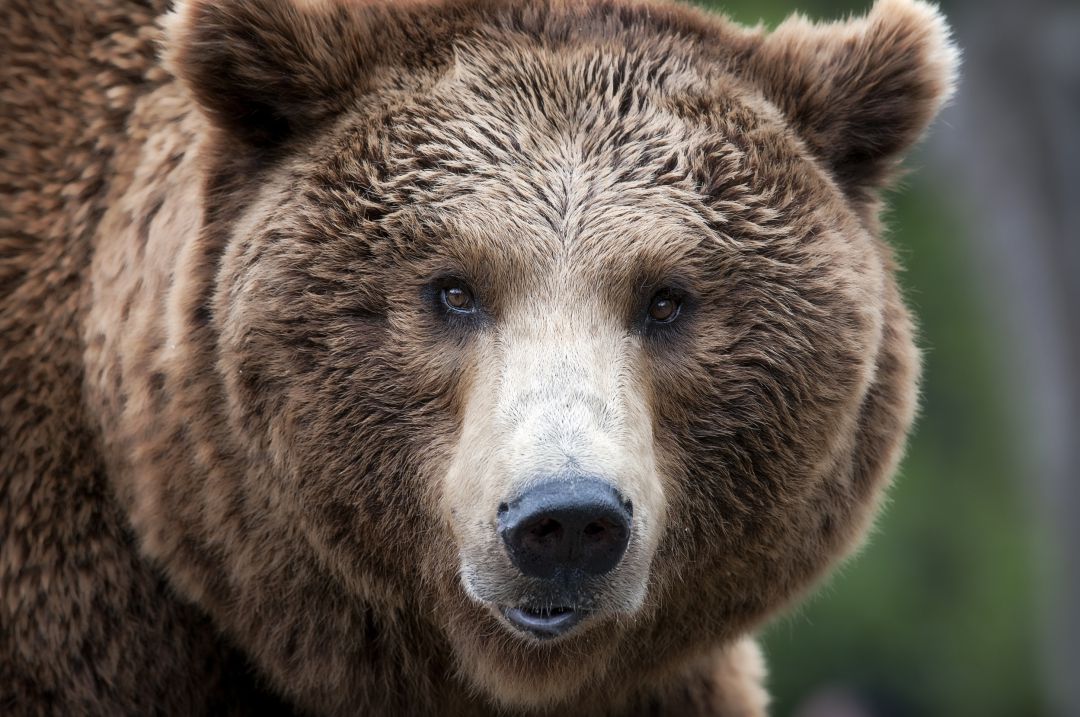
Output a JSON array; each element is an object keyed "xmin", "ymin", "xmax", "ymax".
[
  {"xmin": 163, "ymin": 0, "xmax": 398, "ymax": 148},
  {"xmin": 747, "ymin": 0, "xmax": 960, "ymax": 199}
]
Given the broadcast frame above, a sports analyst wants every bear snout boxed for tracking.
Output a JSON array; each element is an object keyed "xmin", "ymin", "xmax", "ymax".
[
  {"xmin": 490, "ymin": 478, "xmax": 635, "ymax": 639},
  {"xmin": 497, "ymin": 477, "xmax": 632, "ymax": 580}
]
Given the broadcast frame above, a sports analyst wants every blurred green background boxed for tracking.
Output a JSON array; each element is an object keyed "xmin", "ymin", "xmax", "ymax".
[{"xmin": 689, "ymin": 1, "xmax": 1078, "ymax": 716}]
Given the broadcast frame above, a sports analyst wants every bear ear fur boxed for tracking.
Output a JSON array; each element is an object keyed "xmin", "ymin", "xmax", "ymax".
[
  {"xmin": 163, "ymin": 0, "xmax": 392, "ymax": 148},
  {"xmin": 746, "ymin": 0, "xmax": 959, "ymax": 200}
]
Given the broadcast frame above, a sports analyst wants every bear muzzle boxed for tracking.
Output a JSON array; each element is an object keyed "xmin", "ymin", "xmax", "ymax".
[
  {"xmin": 495, "ymin": 477, "xmax": 632, "ymax": 638},
  {"xmin": 498, "ymin": 478, "xmax": 632, "ymax": 580}
]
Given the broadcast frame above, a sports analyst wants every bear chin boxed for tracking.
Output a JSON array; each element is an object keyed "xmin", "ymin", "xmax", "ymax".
[{"xmin": 449, "ymin": 621, "xmax": 621, "ymax": 710}]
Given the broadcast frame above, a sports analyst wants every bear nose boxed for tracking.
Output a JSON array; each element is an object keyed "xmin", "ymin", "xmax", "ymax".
[{"xmin": 497, "ymin": 478, "xmax": 632, "ymax": 579}]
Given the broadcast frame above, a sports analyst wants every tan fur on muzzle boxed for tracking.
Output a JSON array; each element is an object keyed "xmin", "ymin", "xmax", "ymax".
[{"xmin": 445, "ymin": 287, "xmax": 665, "ymax": 618}]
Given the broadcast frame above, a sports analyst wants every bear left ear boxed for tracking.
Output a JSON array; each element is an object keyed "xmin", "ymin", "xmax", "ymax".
[
  {"xmin": 162, "ymin": 0, "xmax": 423, "ymax": 149},
  {"xmin": 746, "ymin": 0, "xmax": 959, "ymax": 200}
]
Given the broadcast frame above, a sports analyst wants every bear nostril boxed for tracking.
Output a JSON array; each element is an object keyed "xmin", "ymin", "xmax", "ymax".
[
  {"xmin": 498, "ymin": 478, "xmax": 632, "ymax": 580},
  {"xmin": 583, "ymin": 521, "xmax": 607, "ymax": 540},
  {"xmin": 522, "ymin": 516, "xmax": 565, "ymax": 548},
  {"xmin": 527, "ymin": 517, "xmax": 562, "ymax": 542}
]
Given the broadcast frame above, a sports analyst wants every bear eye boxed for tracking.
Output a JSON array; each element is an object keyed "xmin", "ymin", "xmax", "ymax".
[
  {"xmin": 647, "ymin": 291, "xmax": 681, "ymax": 324},
  {"xmin": 440, "ymin": 283, "xmax": 476, "ymax": 314}
]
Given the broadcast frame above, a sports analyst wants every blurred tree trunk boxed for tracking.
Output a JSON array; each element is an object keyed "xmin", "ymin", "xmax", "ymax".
[{"xmin": 930, "ymin": 1, "xmax": 1080, "ymax": 714}]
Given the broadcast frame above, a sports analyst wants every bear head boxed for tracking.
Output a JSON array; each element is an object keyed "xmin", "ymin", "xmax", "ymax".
[{"xmin": 115, "ymin": 0, "xmax": 957, "ymax": 711}]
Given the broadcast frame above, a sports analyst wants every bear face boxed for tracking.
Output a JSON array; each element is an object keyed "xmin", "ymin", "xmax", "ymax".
[{"xmin": 90, "ymin": 0, "xmax": 954, "ymax": 712}]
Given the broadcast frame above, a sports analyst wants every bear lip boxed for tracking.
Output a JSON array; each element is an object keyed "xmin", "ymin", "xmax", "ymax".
[{"xmin": 501, "ymin": 605, "xmax": 587, "ymax": 639}]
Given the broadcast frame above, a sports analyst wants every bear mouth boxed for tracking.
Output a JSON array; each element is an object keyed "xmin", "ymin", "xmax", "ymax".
[{"xmin": 501, "ymin": 605, "xmax": 587, "ymax": 639}]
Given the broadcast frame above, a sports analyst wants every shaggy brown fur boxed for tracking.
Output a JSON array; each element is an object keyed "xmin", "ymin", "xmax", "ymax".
[{"xmin": 0, "ymin": 0, "xmax": 956, "ymax": 714}]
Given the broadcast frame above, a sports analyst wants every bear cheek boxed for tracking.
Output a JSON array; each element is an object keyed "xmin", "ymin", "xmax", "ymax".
[{"xmin": 206, "ymin": 240, "xmax": 458, "ymax": 585}]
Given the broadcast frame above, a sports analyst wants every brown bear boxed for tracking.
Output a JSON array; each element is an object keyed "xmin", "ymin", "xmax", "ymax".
[{"xmin": 0, "ymin": 0, "xmax": 957, "ymax": 714}]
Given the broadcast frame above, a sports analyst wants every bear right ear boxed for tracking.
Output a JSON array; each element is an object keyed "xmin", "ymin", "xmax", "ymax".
[
  {"xmin": 743, "ymin": 0, "xmax": 959, "ymax": 201},
  {"xmin": 164, "ymin": 0, "xmax": 407, "ymax": 148}
]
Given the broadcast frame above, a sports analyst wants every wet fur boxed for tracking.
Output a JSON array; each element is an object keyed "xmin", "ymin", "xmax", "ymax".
[{"xmin": 0, "ymin": 0, "xmax": 956, "ymax": 714}]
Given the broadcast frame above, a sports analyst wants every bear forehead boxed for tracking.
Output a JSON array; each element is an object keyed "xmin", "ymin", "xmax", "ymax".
[{"xmin": 291, "ymin": 36, "xmax": 835, "ymax": 290}]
